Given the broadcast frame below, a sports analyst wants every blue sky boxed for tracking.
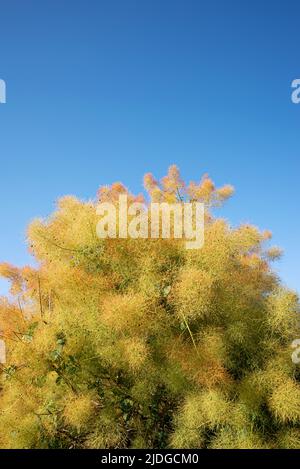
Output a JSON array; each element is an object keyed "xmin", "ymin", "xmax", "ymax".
[{"xmin": 0, "ymin": 0, "xmax": 299, "ymax": 294}]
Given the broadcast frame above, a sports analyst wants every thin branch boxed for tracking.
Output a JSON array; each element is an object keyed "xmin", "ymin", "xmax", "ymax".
[
  {"xmin": 176, "ymin": 187, "xmax": 184, "ymax": 202},
  {"xmin": 181, "ymin": 313, "xmax": 200, "ymax": 357},
  {"xmin": 37, "ymin": 231, "xmax": 81, "ymax": 253},
  {"xmin": 17, "ymin": 296, "xmax": 27, "ymax": 325},
  {"xmin": 48, "ymin": 289, "xmax": 52, "ymax": 315},
  {"xmin": 38, "ymin": 276, "xmax": 43, "ymax": 319}
]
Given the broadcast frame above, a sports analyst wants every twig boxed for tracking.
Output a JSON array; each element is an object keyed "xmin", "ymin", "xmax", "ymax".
[
  {"xmin": 38, "ymin": 276, "xmax": 43, "ymax": 319},
  {"xmin": 181, "ymin": 313, "xmax": 200, "ymax": 357}
]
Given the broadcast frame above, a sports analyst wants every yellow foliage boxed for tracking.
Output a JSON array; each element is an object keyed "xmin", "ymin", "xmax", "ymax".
[
  {"xmin": 268, "ymin": 380, "xmax": 300, "ymax": 423},
  {"xmin": 173, "ymin": 267, "xmax": 214, "ymax": 321},
  {"xmin": 119, "ymin": 337, "xmax": 148, "ymax": 371},
  {"xmin": 277, "ymin": 429, "xmax": 300, "ymax": 449},
  {"xmin": 267, "ymin": 288, "xmax": 299, "ymax": 338},
  {"xmin": 63, "ymin": 393, "xmax": 95, "ymax": 430},
  {"xmin": 100, "ymin": 293, "xmax": 150, "ymax": 336},
  {"xmin": 0, "ymin": 165, "xmax": 298, "ymax": 449},
  {"xmin": 210, "ymin": 427, "xmax": 267, "ymax": 449}
]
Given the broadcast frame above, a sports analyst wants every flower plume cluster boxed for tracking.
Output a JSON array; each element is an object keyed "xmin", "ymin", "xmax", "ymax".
[{"xmin": 0, "ymin": 165, "xmax": 299, "ymax": 449}]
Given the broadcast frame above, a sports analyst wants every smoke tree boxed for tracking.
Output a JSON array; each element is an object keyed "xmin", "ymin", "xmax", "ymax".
[{"xmin": 0, "ymin": 166, "xmax": 299, "ymax": 449}]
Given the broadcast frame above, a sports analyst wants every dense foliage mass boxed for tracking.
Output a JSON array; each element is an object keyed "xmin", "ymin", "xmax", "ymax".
[{"xmin": 0, "ymin": 166, "xmax": 299, "ymax": 449}]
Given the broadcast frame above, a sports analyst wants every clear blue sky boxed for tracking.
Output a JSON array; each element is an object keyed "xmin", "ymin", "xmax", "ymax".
[{"xmin": 0, "ymin": 0, "xmax": 299, "ymax": 294}]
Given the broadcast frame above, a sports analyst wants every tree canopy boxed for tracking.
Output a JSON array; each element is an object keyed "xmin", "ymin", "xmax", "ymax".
[{"xmin": 0, "ymin": 166, "xmax": 299, "ymax": 449}]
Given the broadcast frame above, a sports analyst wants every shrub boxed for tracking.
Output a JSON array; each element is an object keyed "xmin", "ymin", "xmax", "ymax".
[{"xmin": 0, "ymin": 165, "xmax": 299, "ymax": 448}]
